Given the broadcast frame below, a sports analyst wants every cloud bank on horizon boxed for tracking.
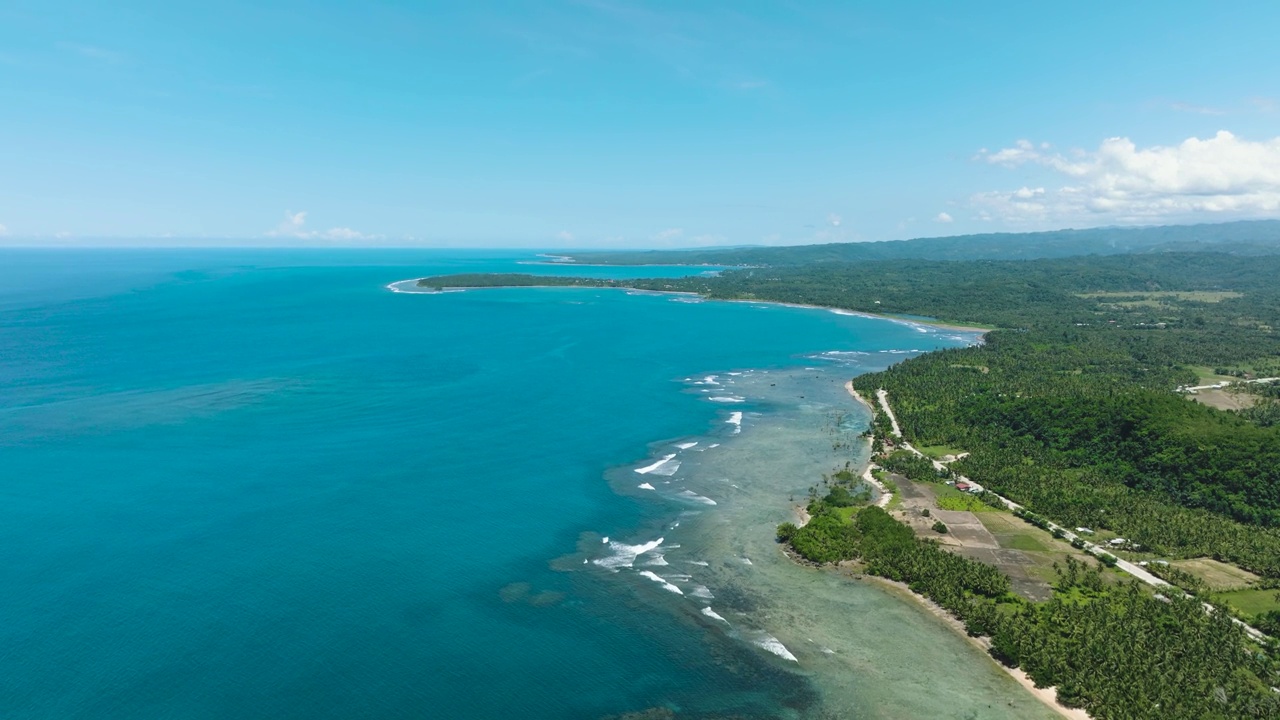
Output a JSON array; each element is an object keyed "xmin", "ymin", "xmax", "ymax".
[
  {"xmin": 973, "ymin": 131, "xmax": 1280, "ymax": 226},
  {"xmin": 1, "ymin": 2, "xmax": 1279, "ymax": 246}
]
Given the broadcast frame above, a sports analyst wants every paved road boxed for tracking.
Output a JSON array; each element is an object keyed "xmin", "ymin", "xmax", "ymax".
[
  {"xmin": 872, "ymin": 387, "xmax": 1267, "ymax": 642},
  {"xmin": 1181, "ymin": 376, "xmax": 1280, "ymax": 392}
]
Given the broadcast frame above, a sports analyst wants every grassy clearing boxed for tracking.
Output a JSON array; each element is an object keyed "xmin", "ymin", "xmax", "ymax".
[
  {"xmin": 917, "ymin": 444, "xmax": 965, "ymax": 459},
  {"xmin": 1002, "ymin": 534, "xmax": 1049, "ymax": 552},
  {"xmin": 977, "ymin": 513, "xmax": 1052, "ymax": 553},
  {"xmin": 1189, "ymin": 365, "xmax": 1240, "ymax": 384},
  {"xmin": 1213, "ymin": 588, "xmax": 1280, "ymax": 618},
  {"xmin": 832, "ymin": 505, "xmax": 859, "ymax": 522},
  {"xmin": 931, "ymin": 483, "xmax": 998, "ymax": 511},
  {"xmin": 1170, "ymin": 557, "xmax": 1260, "ymax": 591},
  {"xmin": 937, "ymin": 494, "xmax": 991, "ymax": 512}
]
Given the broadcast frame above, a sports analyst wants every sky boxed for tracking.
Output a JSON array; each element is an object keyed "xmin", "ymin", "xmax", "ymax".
[{"xmin": 1, "ymin": 1, "xmax": 1279, "ymax": 247}]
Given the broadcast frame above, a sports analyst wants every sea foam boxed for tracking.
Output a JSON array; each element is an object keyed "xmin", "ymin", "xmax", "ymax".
[
  {"xmin": 635, "ymin": 454, "xmax": 679, "ymax": 475},
  {"xmin": 593, "ymin": 538, "xmax": 664, "ymax": 570},
  {"xmin": 638, "ymin": 570, "xmax": 684, "ymax": 595},
  {"xmin": 677, "ymin": 490, "xmax": 717, "ymax": 506},
  {"xmin": 756, "ymin": 636, "xmax": 798, "ymax": 662},
  {"xmin": 701, "ymin": 607, "xmax": 729, "ymax": 624}
]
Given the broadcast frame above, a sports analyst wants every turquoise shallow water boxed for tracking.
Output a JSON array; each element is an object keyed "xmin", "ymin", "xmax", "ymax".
[{"xmin": 1, "ymin": 250, "xmax": 1007, "ymax": 719}]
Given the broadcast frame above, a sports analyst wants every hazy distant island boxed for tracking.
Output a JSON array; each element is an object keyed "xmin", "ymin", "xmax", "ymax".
[
  {"xmin": 551, "ymin": 219, "xmax": 1280, "ymax": 267},
  {"xmin": 413, "ymin": 222, "xmax": 1280, "ymax": 719}
]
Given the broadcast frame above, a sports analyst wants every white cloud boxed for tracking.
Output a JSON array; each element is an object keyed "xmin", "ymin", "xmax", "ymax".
[
  {"xmin": 973, "ymin": 131, "xmax": 1280, "ymax": 224},
  {"xmin": 827, "ymin": 213, "xmax": 842, "ymax": 227},
  {"xmin": 266, "ymin": 210, "xmax": 378, "ymax": 241},
  {"xmin": 323, "ymin": 227, "xmax": 367, "ymax": 240},
  {"xmin": 556, "ymin": 230, "xmax": 575, "ymax": 242},
  {"xmin": 652, "ymin": 227, "xmax": 684, "ymax": 241},
  {"xmin": 269, "ymin": 210, "xmax": 309, "ymax": 237},
  {"xmin": 0, "ymin": 223, "xmax": 8, "ymax": 236},
  {"xmin": 934, "ymin": 212, "xmax": 953, "ymax": 223},
  {"xmin": 1170, "ymin": 102, "xmax": 1225, "ymax": 116},
  {"xmin": 1250, "ymin": 97, "xmax": 1278, "ymax": 114}
]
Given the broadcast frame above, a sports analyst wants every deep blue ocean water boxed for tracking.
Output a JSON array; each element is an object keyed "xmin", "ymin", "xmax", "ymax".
[{"xmin": 0, "ymin": 250, "xmax": 971, "ymax": 719}]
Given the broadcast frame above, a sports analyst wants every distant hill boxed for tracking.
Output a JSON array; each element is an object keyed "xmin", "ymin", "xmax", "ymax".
[{"xmin": 564, "ymin": 220, "xmax": 1280, "ymax": 266}]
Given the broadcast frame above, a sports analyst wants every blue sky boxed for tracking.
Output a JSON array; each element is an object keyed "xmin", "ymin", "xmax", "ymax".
[{"xmin": 2, "ymin": 1, "xmax": 1279, "ymax": 247}]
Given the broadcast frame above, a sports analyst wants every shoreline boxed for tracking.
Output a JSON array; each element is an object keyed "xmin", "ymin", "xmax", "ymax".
[
  {"xmin": 386, "ymin": 277, "xmax": 993, "ymax": 336},
  {"xmin": 839, "ymin": 380, "xmax": 1091, "ymax": 719},
  {"xmin": 394, "ymin": 273, "xmax": 1059, "ymax": 715},
  {"xmin": 858, "ymin": 575, "xmax": 1092, "ymax": 720}
]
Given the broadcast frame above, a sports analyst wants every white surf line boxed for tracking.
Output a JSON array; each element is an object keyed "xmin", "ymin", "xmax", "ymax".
[
  {"xmin": 638, "ymin": 570, "xmax": 684, "ymax": 595},
  {"xmin": 634, "ymin": 454, "xmax": 678, "ymax": 474},
  {"xmin": 700, "ymin": 607, "xmax": 729, "ymax": 624},
  {"xmin": 755, "ymin": 635, "xmax": 798, "ymax": 662}
]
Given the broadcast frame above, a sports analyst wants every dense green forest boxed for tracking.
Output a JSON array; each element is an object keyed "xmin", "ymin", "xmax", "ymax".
[
  {"xmin": 421, "ymin": 251, "xmax": 1280, "ymax": 574},
  {"xmin": 779, "ymin": 502, "xmax": 1280, "ymax": 719},
  {"xmin": 561, "ymin": 220, "xmax": 1280, "ymax": 266},
  {"xmin": 630, "ymin": 253, "xmax": 1280, "ymax": 574}
]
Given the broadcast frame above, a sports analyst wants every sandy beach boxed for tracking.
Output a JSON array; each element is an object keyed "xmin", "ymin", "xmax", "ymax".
[
  {"xmin": 388, "ymin": 277, "xmax": 993, "ymax": 335},
  {"xmin": 863, "ymin": 576, "xmax": 1092, "ymax": 720},
  {"xmin": 840, "ymin": 381, "xmax": 1092, "ymax": 719}
]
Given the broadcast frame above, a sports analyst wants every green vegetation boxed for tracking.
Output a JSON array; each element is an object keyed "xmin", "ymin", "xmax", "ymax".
[
  {"xmin": 1170, "ymin": 557, "xmax": 1260, "ymax": 591},
  {"xmin": 561, "ymin": 220, "xmax": 1280, "ymax": 266},
  {"xmin": 779, "ymin": 505, "xmax": 1280, "ymax": 718},
  {"xmin": 430, "ymin": 249, "xmax": 1280, "ymax": 574},
  {"xmin": 981, "ymin": 558, "xmax": 1276, "ymax": 718},
  {"xmin": 605, "ymin": 250, "xmax": 1280, "ymax": 576},
  {"xmin": 690, "ymin": 248, "xmax": 1280, "ymax": 715},
  {"xmin": 430, "ymin": 234, "xmax": 1280, "ymax": 717},
  {"xmin": 936, "ymin": 493, "xmax": 989, "ymax": 512},
  {"xmin": 822, "ymin": 483, "xmax": 867, "ymax": 508},
  {"xmin": 1001, "ymin": 533, "xmax": 1049, "ymax": 553},
  {"xmin": 916, "ymin": 444, "xmax": 964, "ymax": 459},
  {"xmin": 1079, "ymin": 290, "xmax": 1244, "ymax": 303},
  {"xmin": 1212, "ymin": 588, "xmax": 1280, "ymax": 618},
  {"xmin": 880, "ymin": 449, "xmax": 947, "ymax": 481}
]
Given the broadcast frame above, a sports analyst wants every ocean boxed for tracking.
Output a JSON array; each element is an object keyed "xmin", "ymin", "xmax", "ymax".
[{"xmin": 0, "ymin": 250, "xmax": 1057, "ymax": 719}]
